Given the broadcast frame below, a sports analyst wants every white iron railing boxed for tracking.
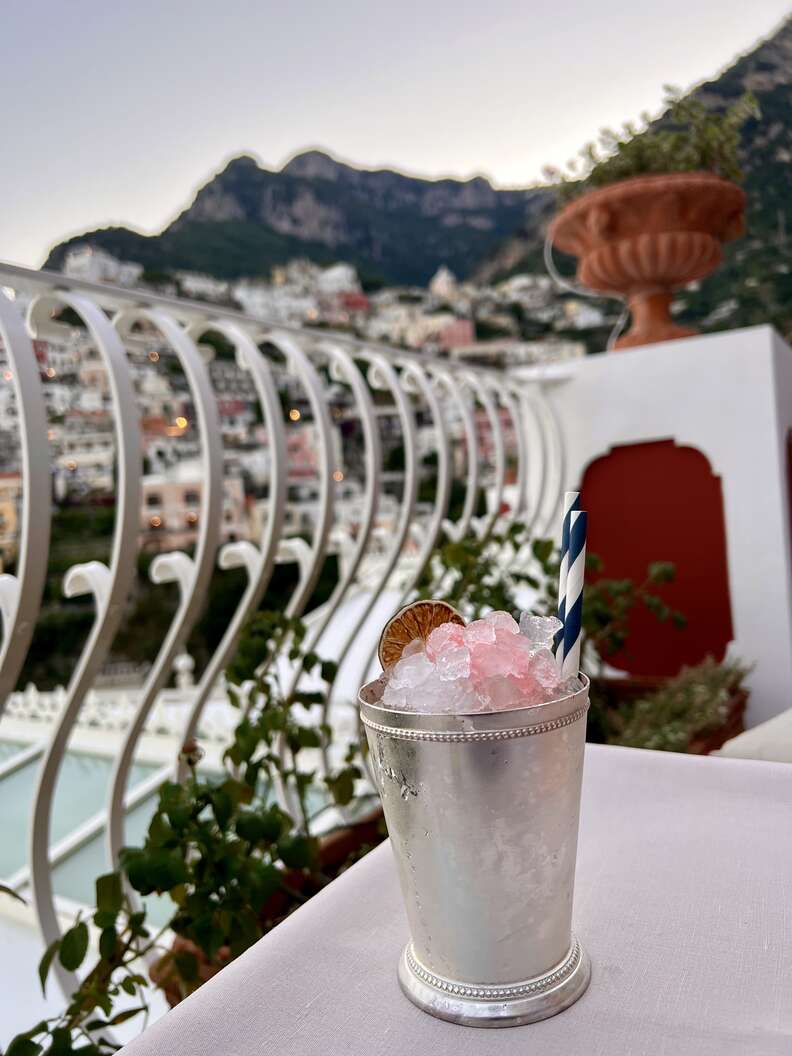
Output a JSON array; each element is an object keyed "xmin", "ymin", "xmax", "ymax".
[{"xmin": 0, "ymin": 262, "xmax": 566, "ymax": 998}]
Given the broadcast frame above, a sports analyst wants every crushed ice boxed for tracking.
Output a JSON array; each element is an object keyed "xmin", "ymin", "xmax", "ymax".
[{"xmin": 381, "ymin": 611, "xmax": 581, "ymax": 714}]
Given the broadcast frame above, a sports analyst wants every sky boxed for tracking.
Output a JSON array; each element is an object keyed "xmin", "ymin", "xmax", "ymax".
[{"xmin": 1, "ymin": 0, "xmax": 790, "ymax": 268}]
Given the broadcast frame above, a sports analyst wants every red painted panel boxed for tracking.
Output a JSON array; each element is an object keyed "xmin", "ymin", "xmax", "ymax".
[{"xmin": 580, "ymin": 439, "xmax": 733, "ymax": 676}]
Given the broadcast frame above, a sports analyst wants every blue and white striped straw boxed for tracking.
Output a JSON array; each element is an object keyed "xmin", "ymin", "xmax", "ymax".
[
  {"xmin": 561, "ymin": 510, "xmax": 588, "ymax": 679},
  {"xmin": 555, "ymin": 491, "xmax": 580, "ymax": 662}
]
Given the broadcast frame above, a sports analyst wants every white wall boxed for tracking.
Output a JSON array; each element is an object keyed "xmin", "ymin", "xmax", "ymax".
[{"xmin": 540, "ymin": 325, "xmax": 792, "ymax": 726}]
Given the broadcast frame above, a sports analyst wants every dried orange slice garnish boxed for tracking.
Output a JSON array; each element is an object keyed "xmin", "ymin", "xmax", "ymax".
[{"xmin": 378, "ymin": 600, "xmax": 465, "ymax": 669}]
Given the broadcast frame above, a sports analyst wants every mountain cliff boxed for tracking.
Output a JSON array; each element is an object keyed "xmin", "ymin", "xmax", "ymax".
[{"xmin": 45, "ymin": 151, "xmax": 546, "ymax": 286}]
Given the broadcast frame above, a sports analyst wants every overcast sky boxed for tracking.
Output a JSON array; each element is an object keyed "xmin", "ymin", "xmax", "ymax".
[{"xmin": 2, "ymin": 0, "xmax": 790, "ymax": 267}]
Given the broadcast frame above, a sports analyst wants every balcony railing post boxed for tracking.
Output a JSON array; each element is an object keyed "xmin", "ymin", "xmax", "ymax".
[
  {"xmin": 0, "ymin": 290, "xmax": 50, "ymax": 711},
  {"xmin": 106, "ymin": 308, "xmax": 223, "ymax": 865},
  {"xmin": 26, "ymin": 292, "xmax": 142, "ymax": 999}
]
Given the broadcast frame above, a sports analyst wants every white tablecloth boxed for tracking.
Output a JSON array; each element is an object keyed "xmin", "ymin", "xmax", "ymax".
[{"xmin": 122, "ymin": 745, "xmax": 792, "ymax": 1055}]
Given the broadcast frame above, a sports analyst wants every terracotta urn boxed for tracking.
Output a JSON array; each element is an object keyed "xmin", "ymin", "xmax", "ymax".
[{"xmin": 549, "ymin": 172, "xmax": 746, "ymax": 350}]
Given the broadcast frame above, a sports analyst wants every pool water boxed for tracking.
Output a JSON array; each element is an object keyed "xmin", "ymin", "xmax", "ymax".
[
  {"xmin": 0, "ymin": 740, "xmax": 337, "ymax": 925},
  {"xmin": 0, "ymin": 744, "xmax": 158, "ymax": 880},
  {"xmin": 0, "ymin": 741, "xmax": 26, "ymax": 765}
]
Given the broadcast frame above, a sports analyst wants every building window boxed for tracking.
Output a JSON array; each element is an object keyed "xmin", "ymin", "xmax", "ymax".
[
  {"xmin": 146, "ymin": 493, "xmax": 162, "ymax": 507},
  {"xmin": 184, "ymin": 490, "xmax": 200, "ymax": 506}
]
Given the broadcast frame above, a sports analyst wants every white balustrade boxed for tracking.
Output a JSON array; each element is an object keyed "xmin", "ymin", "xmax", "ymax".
[{"xmin": 0, "ymin": 262, "xmax": 563, "ymax": 999}]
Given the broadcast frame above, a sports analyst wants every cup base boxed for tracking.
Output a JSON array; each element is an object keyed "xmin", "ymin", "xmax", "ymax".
[{"xmin": 397, "ymin": 937, "xmax": 591, "ymax": 1028}]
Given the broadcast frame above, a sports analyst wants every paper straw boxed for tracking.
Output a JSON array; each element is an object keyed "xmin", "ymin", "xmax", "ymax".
[
  {"xmin": 561, "ymin": 510, "xmax": 587, "ymax": 679},
  {"xmin": 555, "ymin": 491, "xmax": 580, "ymax": 661}
]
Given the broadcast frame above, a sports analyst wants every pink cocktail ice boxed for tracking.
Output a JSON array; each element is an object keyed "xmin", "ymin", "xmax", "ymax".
[{"xmin": 381, "ymin": 610, "xmax": 580, "ymax": 714}]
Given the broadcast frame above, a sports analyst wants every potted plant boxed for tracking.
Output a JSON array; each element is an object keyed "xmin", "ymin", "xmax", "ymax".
[
  {"xmin": 608, "ymin": 657, "xmax": 749, "ymax": 753},
  {"xmin": 547, "ymin": 88, "xmax": 760, "ymax": 349}
]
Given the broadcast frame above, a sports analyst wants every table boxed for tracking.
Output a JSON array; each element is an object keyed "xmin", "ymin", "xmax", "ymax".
[
  {"xmin": 719, "ymin": 706, "xmax": 792, "ymax": 764},
  {"xmin": 122, "ymin": 745, "xmax": 792, "ymax": 1055}
]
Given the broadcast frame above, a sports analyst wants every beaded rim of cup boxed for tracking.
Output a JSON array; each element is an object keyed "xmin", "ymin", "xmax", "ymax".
[
  {"xmin": 360, "ymin": 702, "xmax": 589, "ymax": 742},
  {"xmin": 405, "ymin": 939, "xmax": 582, "ymax": 1000}
]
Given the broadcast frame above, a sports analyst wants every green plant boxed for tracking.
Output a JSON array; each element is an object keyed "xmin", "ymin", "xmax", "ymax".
[
  {"xmin": 419, "ymin": 521, "xmax": 685, "ymax": 673},
  {"xmin": 567, "ymin": 555, "xmax": 687, "ymax": 673},
  {"xmin": 417, "ymin": 521, "xmax": 539, "ymax": 617},
  {"xmin": 5, "ymin": 611, "xmax": 377, "ymax": 1054},
  {"xmin": 418, "ymin": 519, "xmax": 688, "ymax": 743},
  {"xmin": 124, "ymin": 613, "xmax": 367, "ymax": 982},
  {"xmin": 548, "ymin": 86, "xmax": 760, "ymax": 204},
  {"xmin": 5, "ymin": 875, "xmax": 162, "ymax": 1056},
  {"xmin": 609, "ymin": 657, "xmax": 749, "ymax": 752}
]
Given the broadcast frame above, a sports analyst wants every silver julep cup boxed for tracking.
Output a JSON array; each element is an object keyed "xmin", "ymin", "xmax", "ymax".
[{"xmin": 359, "ymin": 674, "xmax": 591, "ymax": 1027}]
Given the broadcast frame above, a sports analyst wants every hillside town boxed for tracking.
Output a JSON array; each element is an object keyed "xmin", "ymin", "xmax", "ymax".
[
  {"xmin": 63, "ymin": 243, "xmax": 599, "ymax": 361},
  {"xmin": 0, "ymin": 243, "xmax": 597, "ymax": 573}
]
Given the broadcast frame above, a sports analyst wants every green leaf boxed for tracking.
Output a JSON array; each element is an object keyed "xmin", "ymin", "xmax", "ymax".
[
  {"xmin": 95, "ymin": 992, "xmax": 112, "ymax": 1017},
  {"xmin": 277, "ymin": 834, "xmax": 316, "ymax": 870},
  {"xmin": 531, "ymin": 538, "xmax": 554, "ymax": 564},
  {"xmin": 174, "ymin": 950, "xmax": 199, "ymax": 983},
  {"xmin": 121, "ymin": 848, "xmax": 154, "ymax": 894},
  {"xmin": 295, "ymin": 726, "xmax": 322, "ymax": 749},
  {"xmin": 121, "ymin": 976, "xmax": 138, "ymax": 996},
  {"xmin": 95, "ymin": 873, "xmax": 123, "ymax": 916},
  {"xmin": 211, "ymin": 789, "xmax": 234, "ymax": 829},
  {"xmin": 320, "ymin": 660, "xmax": 338, "ymax": 684},
  {"xmin": 147, "ymin": 811, "xmax": 174, "ymax": 848},
  {"xmin": 302, "ymin": 651, "xmax": 320, "ymax": 672},
  {"xmin": 108, "ymin": 1007, "xmax": 147, "ymax": 1026},
  {"xmin": 326, "ymin": 767, "xmax": 358, "ymax": 806},
  {"xmin": 643, "ymin": 594, "xmax": 670, "ymax": 621},
  {"xmin": 191, "ymin": 915, "xmax": 226, "ymax": 959},
  {"xmin": 262, "ymin": 807, "xmax": 288, "ymax": 843},
  {"xmin": 235, "ymin": 811, "xmax": 266, "ymax": 845},
  {"xmin": 235, "ymin": 802, "xmax": 285, "ymax": 844},
  {"xmin": 59, "ymin": 920, "xmax": 89, "ymax": 972},
  {"xmin": 93, "ymin": 910, "xmax": 118, "ymax": 929},
  {"xmin": 250, "ymin": 863, "xmax": 282, "ymax": 904},
  {"xmin": 293, "ymin": 691, "xmax": 324, "ymax": 709},
  {"xmin": 38, "ymin": 937, "xmax": 60, "ymax": 995},
  {"xmin": 242, "ymin": 760, "xmax": 261, "ymax": 791},
  {"xmin": 5, "ymin": 1038, "xmax": 43, "ymax": 1056},
  {"xmin": 228, "ymin": 907, "xmax": 261, "ymax": 958},
  {"xmin": 99, "ymin": 926, "xmax": 117, "ymax": 961},
  {"xmin": 647, "ymin": 561, "xmax": 676, "ymax": 584},
  {"xmin": 49, "ymin": 1026, "xmax": 72, "ymax": 1055},
  {"xmin": 127, "ymin": 844, "xmax": 189, "ymax": 895},
  {"xmin": 221, "ymin": 777, "xmax": 249, "ymax": 806}
]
